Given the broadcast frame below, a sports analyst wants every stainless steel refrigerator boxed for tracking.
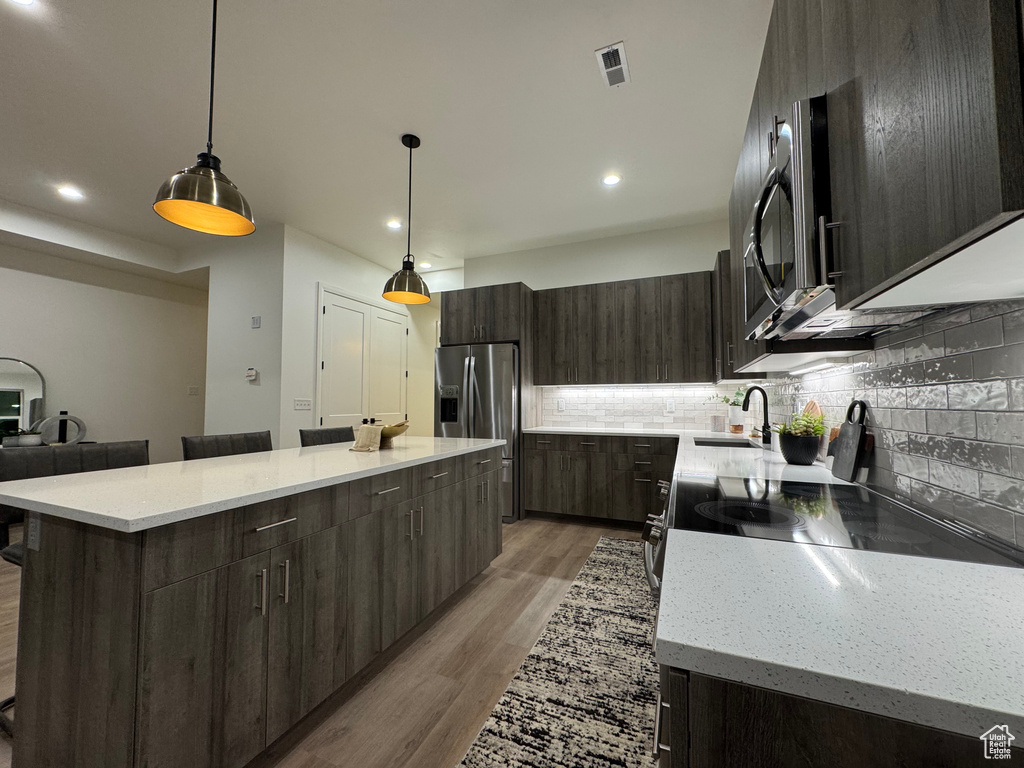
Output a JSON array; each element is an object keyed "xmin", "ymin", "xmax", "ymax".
[{"xmin": 434, "ymin": 343, "xmax": 519, "ymax": 522}]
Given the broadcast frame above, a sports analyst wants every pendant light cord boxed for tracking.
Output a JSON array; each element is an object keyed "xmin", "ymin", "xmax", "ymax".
[
  {"xmin": 207, "ymin": 0, "xmax": 218, "ymax": 154},
  {"xmin": 406, "ymin": 142, "xmax": 413, "ymax": 257}
]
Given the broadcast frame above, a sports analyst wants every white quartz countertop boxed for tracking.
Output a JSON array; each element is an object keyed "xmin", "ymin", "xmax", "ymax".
[
  {"xmin": 656, "ymin": 529, "xmax": 1024, "ymax": 738},
  {"xmin": 525, "ymin": 426, "xmax": 844, "ymax": 485},
  {"xmin": 0, "ymin": 436, "xmax": 504, "ymax": 532}
]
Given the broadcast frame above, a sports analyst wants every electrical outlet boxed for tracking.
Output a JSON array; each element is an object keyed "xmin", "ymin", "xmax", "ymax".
[
  {"xmin": 293, "ymin": 398, "xmax": 312, "ymax": 411},
  {"xmin": 251, "ymin": 315, "xmax": 261, "ymax": 329},
  {"xmin": 187, "ymin": 385, "xmax": 201, "ymax": 397},
  {"xmin": 557, "ymin": 399, "xmax": 566, "ymax": 412},
  {"xmin": 667, "ymin": 399, "xmax": 675, "ymax": 413}
]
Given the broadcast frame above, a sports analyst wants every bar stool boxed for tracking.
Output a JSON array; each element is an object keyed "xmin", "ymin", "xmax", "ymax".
[
  {"xmin": 298, "ymin": 426, "xmax": 355, "ymax": 447},
  {"xmin": 181, "ymin": 430, "xmax": 272, "ymax": 460}
]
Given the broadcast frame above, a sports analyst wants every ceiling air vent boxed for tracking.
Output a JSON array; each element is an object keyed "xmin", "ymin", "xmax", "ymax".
[{"xmin": 595, "ymin": 42, "xmax": 630, "ymax": 87}]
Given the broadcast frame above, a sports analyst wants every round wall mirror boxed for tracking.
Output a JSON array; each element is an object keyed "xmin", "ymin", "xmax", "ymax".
[{"xmin": 0, "ymin": 359, "xmax": 45, "ymax": 437}]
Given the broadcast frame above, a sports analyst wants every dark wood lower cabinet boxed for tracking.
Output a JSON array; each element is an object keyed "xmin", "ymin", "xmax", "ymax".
[
  {"xmin": 524, "ymin": 435, "xmax": 675, "ymax": 522},
  {"xmin": 13, "ymin": 458, "xmax": 503, "ymax": 768},
  {"xmin": 667, "ymin": 669, "xmax": 1023, "ymax": 768},
  {"xmin": 136, "ymin": 552, "xmax": 270, "ymax": 768},
  {"xmin": 266, "ymin": 529, "xmax": 342, "ymax": 744}
]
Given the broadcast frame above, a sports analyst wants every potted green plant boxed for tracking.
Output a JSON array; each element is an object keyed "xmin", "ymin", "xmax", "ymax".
[
  {"xmin": 775, "ymin": 413, "xmax": 825, "ymax": 465},
  {"xmin": 17, "ymin": 429, "xmax": 43, "ymax": 447},
  {"xmin": 709, "ymin": 389, "xmax": 747, "ymax": 434}
]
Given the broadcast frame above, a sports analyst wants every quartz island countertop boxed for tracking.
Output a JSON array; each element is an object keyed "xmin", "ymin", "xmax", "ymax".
[{"xmin": 0, "ymin": 436, "xmax": 504, "ymax": 532}]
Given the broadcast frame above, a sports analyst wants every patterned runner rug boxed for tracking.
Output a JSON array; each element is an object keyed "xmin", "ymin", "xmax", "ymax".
[{"xmin": 460, "ymin": 537, "xmax": 659, "ymax": 768}]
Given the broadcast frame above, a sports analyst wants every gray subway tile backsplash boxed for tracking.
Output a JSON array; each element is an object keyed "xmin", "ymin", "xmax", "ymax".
[{"xmin": 769, "ymin": 300, "xmax": 1024, "ymax": 546}]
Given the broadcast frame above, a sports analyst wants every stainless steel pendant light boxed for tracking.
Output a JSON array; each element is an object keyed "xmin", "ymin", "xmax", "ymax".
[
  {"xmin": 383, "ymin": 134, "xmax": 431, "ymax": 305},
  {"xmin": 153, "ymin": 0, "xmax": 254, "ymax": 236}
]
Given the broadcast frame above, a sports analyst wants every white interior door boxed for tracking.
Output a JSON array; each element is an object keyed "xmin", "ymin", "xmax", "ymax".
[
  {"xmin": 317, "ymin": 287, "xmax": 408, "ymax": 429},
  {"xmin": 368, "ymin": 308, "xmax": 408, "ymax": 425}
]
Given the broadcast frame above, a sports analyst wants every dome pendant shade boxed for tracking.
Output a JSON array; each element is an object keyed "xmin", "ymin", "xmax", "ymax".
[
  {"xmin": 153, "ymin": 153, "xmax": 255, "ymax": 236},
  {"xmin": 383, "ymin": 255, "xmax": 431, "ymax": 304},
  {"xmin": 383, "ymin": 133, "xmax": 430, "ymax": 304}
]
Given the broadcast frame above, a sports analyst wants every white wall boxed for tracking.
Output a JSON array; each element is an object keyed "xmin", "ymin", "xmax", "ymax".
[
  {"xmin": 0, "ymin": 243, "xmax": 207, "ymax": 463},
  {"xmin": 406, "ymin": 304, "xmax": 440, "ymax": 437},
  {"xmin": 280, "ymin": 226, "xmax": 399, "ymax": 448},
  {"xmin": 189, "ymin": 224, "xmax": 286, "ymax": 446},
  {"xmin": 421, "ymin": 267, "xmax": 464, "ymax": 293},
  {"xmin": 463, "ymin": 220, "xmax": 729, "ymax": 290}
]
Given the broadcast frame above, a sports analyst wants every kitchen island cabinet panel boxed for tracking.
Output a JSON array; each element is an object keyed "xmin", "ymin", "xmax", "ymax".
[
  {"xmin": 136, "ymin": 552, "xmax": 270, "ymax": 768},
  {"xmin": 345, "ymin": 510, "xmax": 383, "ymax": 676},
  {"xmin": 266, "ymin": 529, "xmax": 342, "ymax": 744},
  {"xmin": 381, "ymin": 502, "xmax": 420, "ymax": 649}
]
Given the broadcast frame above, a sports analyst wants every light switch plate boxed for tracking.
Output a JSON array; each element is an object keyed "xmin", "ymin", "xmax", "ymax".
[
  {"xmin": 557, "ymin": 399, "xmax": 566, "ymax": 412},
  {"xmin": 251, "ymin": 315, "xmax": 261, "ymax": 329},
  {"xmin": 667, "ymin": 399, "xmax": 675, "ymax": 413},
  {"xmin": 294, "ymin": 398, "xmax": 312, "ymax": 411}
]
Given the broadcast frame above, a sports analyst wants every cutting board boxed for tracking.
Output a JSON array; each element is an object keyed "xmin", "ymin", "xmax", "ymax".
[{"xmin": 831, "ymin": 400, "xmax": 869, "ymax": 482}]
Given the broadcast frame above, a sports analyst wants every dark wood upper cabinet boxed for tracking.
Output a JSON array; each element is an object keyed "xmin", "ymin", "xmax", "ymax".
[
  {"xmin": 440, "ymin": 282, "xmax": 532, "ymax": 345},
  {"xmin": 714, "ymin": 251, "xmax": 765, "ymax": 381},
  {"xmin": 534, "ymin": 274, "xmax": 715, "ymax": 386},
  {"xmin": 734, "ymin": 0, "xmax": 1024, "ymax": 312}
]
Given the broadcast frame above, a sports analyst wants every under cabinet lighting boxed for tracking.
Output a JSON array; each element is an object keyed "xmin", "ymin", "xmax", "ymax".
[{"xmin": 789, "ymin": 362, "xmax": 835, "ymax": 376}]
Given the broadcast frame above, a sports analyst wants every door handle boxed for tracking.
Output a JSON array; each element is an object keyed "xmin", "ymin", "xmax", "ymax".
[
  {"xmin": 652, "ymin": 692, "xmax": 671, "ymax": 757},
  {"xmin": 664, "ymin": 362, "xmax": 669, "ymax": 380},
  {"xmin": 727, "ymin": 342, "xmax": 734, "ymax": 366},
  {"xmin": 279, "ymin": 559, "xmax": 291, "ymax": 604},
  {"xmin": 407, "ymin": 509, "xmax": 415, "ymax": 539},
  {"xmin": 822, "ymin": 219, "xmax": 844, "ymax": 278},
  {"xmin": 656, "ymin": 364, "xmax": 660, "ymax": 380},
  {"xmin": 483, "ymin": 480, "xmax": 489, "ymax": 501},
  {"xmin": 256, "ymin": 569, "xmax": 268, "ymax": 616},
  {"xmin": 417, "ymin": 505, "xmax": 424, "ymax": 536},
  {"xmin": 575, "ymin": 367, "xmax": 578, "ymax": 382}
]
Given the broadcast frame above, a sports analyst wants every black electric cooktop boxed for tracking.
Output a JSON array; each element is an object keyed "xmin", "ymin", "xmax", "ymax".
[{"xmin": 670, "ymin": 474, "xmax": 1024, "ymax": 567}]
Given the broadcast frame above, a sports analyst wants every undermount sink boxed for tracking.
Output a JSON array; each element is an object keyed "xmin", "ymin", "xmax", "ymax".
[{"xmin": 693, "ymin": 437, "xmax": 763, "ymax": 449}]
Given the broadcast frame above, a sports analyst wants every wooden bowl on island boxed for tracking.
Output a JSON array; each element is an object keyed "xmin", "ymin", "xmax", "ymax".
[{"xmin": 380, "ymin": 421, "xmax": 409, "ymax": 448}]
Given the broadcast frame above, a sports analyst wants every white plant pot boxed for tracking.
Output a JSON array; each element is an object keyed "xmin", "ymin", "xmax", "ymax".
[
  {"xmin": 18, "ymin": 434, "xmax": 43, "ymax": 446},
  {"xmin": 728, "ymin": 405, "xmax": 744, "ymax": 426}
]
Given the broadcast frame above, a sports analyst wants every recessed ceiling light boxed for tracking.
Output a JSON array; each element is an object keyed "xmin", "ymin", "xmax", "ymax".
[
  {"xmin": 419, "ymin": 262, "xmax": 432, "ymax": 270},
  {"xmin": 57, "ymin": 185, "xmax": 84, "ymax": 200},
  {"xmin": 386, "ymin": 219, "xmax": 402, "ymax": 230},
  {"xmin": 602, "ymin": 174, "xmax": 621, "ymax": 186}
]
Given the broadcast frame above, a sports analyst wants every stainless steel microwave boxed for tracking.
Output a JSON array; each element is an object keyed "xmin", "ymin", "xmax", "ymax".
[{"xmin": 743, "ymin": 95, "xmax": 836, "ymax": 340}]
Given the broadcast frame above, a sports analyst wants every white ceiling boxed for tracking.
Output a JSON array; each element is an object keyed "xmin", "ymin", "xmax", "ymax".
[{"xmin": 1, "ymin": 0, "xmax": 771, "ymax": 271}]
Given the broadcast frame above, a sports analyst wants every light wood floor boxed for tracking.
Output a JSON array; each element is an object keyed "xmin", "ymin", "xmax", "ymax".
[{"xmin": 0, "ymin": 517, "xmax": 639, "ymax": 768}]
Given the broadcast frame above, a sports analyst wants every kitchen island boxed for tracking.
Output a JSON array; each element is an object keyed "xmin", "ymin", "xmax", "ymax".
[{"xmin": 0, "ymin": 436, "xmax": 505, "ymax": 768}]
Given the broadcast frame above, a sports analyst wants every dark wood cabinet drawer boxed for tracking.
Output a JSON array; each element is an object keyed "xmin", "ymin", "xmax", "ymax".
[
  {"xmin": 461, "ymin": 447, "xmax": 503, "ymax": 479},
  {"xmin": 142, "ymin": 507, "xmax": 243, "ymax": 592},
  {"xmin": 523, "ymin": 433, "xmax": 567, "ymax": 451},
  {"xmin": 609, "ymin": 436, "xmax": 679, "ymax": 455},
  {"xmin": 413, "ymin": 456, "xmax": 463, "ymax": 495},
  {"xmin": 610, "ymin": 453, "xmax": 675, "ymax": 473},
  {"xmin": 241, "ymin": 487, "xmax": 335, "ymax": 558},
  {"xmin": 349, "ymin": 467, "xmax": 415, "ymax": 520}
]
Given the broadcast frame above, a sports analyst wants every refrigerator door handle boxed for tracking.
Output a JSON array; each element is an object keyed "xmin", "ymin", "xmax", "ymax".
[{"xmin": 468, "ymin": 355, "xmax": 477, "ymax": 438}]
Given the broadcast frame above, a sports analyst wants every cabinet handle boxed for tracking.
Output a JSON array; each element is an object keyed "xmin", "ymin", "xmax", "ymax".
[
  {"xmin": 635, "ymin": 478, "xmax": 653, "ymax": 483},
  {"xmin": 476, "ymin": 459, "xmax": 491, "ymax": 465},
  {"xmin": 417, "ymin": 505, "xmax": 424, "ymax": 536},
  {"xmin": 279, "ymin": 559, "xmax": 291, "ymax": 604},
  {"xmin": 483, "ymin": 480, "xmax": 489, "ymax": 501},
  {"xmin": 254, "ymin": 517, "xmax": 297, "ymax": 533},
  {"xmin": 478, "ymin": 482, "xmax": 483, "ymax": 503},
  {"xmin": 664, "ymin": 362, "xmax": 669, "ymax": 380},
  {"xmin": 635, "ymin": 460, "xmax": 652, "ymax": 466},
  {"xmin": 430, "ymin": 471, "xmax": 449, "ymax": 479},
  {"xmin": 407, "ymin": 509, "xmax": 415, "ymax": 539},
  {"xmin": 579, "ymin": 442, "xmax": 597, "ymax": 446},
  {"xmin": 480, "ymin": 324, "xmax": 485, "ymax": 339},
  {"xmin": 575, "ymin": 367, "xmax": 579, "ymax": 382},
  {"xmin": 635, "ymin": 444, "xmax": 651, "ymax": 448},
  {"xmin": 473, "ymin": 325, "xmax": 478, "ymax": 340},
  {"xmin": 537, "ymin": 440, "xmax": 552, "ymax": 444},
  {"xmin": 376, "ymin": 486, "xmax": 401, "ymax": 496},
  {"xmin": 566, "ymin": 366, "xmax": 570, "ymax": 383},
  {"xmin": 824, "ymin": 221, "xmax": 844, "ymax": 278},
  {"xmin": 652, "ymin": 692, "xmax": 671, "ymax": 756},
  {"xmin": 727, "ymin": 342, "xmax": 734, "ymax": 366},
  {"xmin": 767, "ymin": 131, "xmax": 774, "ymax": 159},
  {"xmin": 256, "ymin": 569, "xmax": 268, "ymax": 616}
]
